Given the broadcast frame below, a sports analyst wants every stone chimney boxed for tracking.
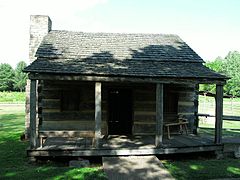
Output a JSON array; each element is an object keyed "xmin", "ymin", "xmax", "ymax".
[
  {"xmin": 29, "ymin": 15, "xmax": 52, "ymax": 62},
  {"xmin": 25, "ymin": 15, "xmax": 52, "ymax": 138}
]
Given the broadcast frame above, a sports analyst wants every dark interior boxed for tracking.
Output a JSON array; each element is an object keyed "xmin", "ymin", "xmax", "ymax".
[{"xmin": 108, "ymin": 89, "xmax": 133, "ymax": 135}]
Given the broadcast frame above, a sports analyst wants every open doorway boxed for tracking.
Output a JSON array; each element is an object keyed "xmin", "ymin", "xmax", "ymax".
[{"xmin": 108, "ymin": 89, "xmax": 133, "ymax": 135}]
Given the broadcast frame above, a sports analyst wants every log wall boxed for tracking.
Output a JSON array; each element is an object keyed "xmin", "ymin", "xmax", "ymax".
[
  {"xmin": 39, "ymin": 81, "xmax": 107, "ymax": 135},
  {"xmin": 177, "ymin": 84, "xmax": 198, "ymax": 132},
  {"xmin": 38, "ymin": 81, "xmax": 198, "ymax": 137},
  {"xmin": 133, "ymin": 85, "xmax": 156, "ymax": 135}
]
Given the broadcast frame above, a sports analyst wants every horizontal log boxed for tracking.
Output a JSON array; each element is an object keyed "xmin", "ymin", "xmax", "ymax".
[
  {"xmin": 29, "ymin": 73, "xmax": 226, "ymax": 85},
  {"xmin": 41, "ymin": 121, "xmax": 107, "ymax": 131},
  {"xmin": 134, "ymin": 94, "xmax": 155, "ymax": 101},
  {"xmin": 42, "ymin": 111, "xmax": 108, "ymax": 121},
  {"xmin": 133, "ymin": 132, "xmax": 155, "ymax": 135},
  {"xmin": 179, "ymin": 112, "xmax": 195, "ymax": 116},
  {"xmin": 27, "ymin": 145, "xmax": 223, "ymax": 157},
  {"xmin": 39, "ymin": 90, "xmax": 61, "ymax": 99},
  {"xmin": 133, "ymin": 124, "xmax": 155, "ymax": 134},
  {"xmin": 41, "ymin": 121, "xmax": 94, "ymax": 130},
  {"xmin": 42, "ymin": 109, "xmax": 60, "ymax": 113},
  {"xmin": 43, "ymin": 111, "xmax": 94, "ymax": 121},
  {"xmin": 39, "ymin": 130, "xmax": 95, "ymax": 138},
  {"xmin": 41, "ymin": 99, "xmax": 60, "ymax": 109},
  {"xmin": 134, "ymin": 86, "xmax": 155, "ymax": 93},
  {"xmin": 134, "ymin": 111, "xmax": 156, "ymax": 116},
  {"xmin": 134, "ymin": 121, "xmax": 155, "ymax": 125},
  {"xmin": 134, "ymin": 106, "xmax": 155, "ymax": 112},
  {"xmin": 178, "ymin": 106, "xmax": 195, "ymax": 113},
  {"xmin": 44, "ymin": 80, "xmax": 95, "ymax": 85},
  {"xmin": 40, "ymin": 99, "xmax": 107, "ymax": 110},
  {"xmin": 178, "ymin": 101, "xmax": 194, "ymax": 106},
  {"xmin": 134, "ymin": 114, "xmax": 156, "ymax": 122},
  {"xmin": 134, "ymin": 101, "xmax": 155, "ymax": 111},
  {"xmin": 178, "ymin": 96, "xmax": 196, "ymax": 102},
  {"xmin": 223, "ymin": 115, "xmax": 240, "ymax": 121}
]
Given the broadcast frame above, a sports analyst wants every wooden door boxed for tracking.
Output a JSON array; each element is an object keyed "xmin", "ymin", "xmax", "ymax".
[{"xmin": 108, "ymin": 89, "xmax": 133, "ymax": 135}]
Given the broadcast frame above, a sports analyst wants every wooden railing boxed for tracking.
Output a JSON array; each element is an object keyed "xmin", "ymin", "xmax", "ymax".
[
  {"xmin": 197, "ymin": 113, "xmax": 240, "ymax": 121},
  {"xmin": 222, "ymin": 115, "xmax": 240, "ymax": 121}
]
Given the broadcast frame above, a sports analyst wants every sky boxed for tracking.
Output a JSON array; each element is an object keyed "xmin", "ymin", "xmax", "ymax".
[{"xmin": 0, "ymin": 0, "xmax": 239, "ymax": 67}]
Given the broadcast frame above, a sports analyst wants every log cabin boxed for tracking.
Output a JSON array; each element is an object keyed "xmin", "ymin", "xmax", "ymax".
[{"xmin": 24, "ymin": 15, "xmax": 228, "ymax": 158}]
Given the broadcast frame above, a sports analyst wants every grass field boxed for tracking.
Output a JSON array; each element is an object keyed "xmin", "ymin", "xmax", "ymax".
[
  {"xmin": 0, "ymin": 92, "xmax": 25, "ymax": 104},
  {"xmin": 0, "ymin": 104, "xmax": 107, "ymax": 180},
  {"xmin": 162, "ymin": 155, "xmax": 240, "ymax": 180},
  {"xmin": 0, "ymin": 95, "xmax": 240, "ymax": 179},
  {"xmin": 199, "ymin": 95, "xmax": 240, "ymax": 116},
  {"xmin": 198, "ymin": 95, "xmax": 240, "ymax": 137}
]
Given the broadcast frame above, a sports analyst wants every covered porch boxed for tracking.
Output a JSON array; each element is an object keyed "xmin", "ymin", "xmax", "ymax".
[
  {"xmin": 27, "ymin": 73, "xmax": 226, "ymax": 157},
  {"xmin": 28, "ymin": 134, "xmax": 222, "ymax": 157}
]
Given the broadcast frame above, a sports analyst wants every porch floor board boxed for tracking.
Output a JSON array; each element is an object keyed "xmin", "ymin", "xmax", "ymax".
[{"xmin": 28, "ymin": 134, "xmax": 222, "ymax": 157}]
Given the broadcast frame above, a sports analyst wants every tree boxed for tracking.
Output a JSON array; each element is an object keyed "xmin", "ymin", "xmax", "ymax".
[
  {"xmin": 0, "ymin": 63, "xmax": 14, "ymax": 91},
  {"xmin": 200, "ymin": 57, "xmax": 224, "ymax": 93},
  {"xmin": 200, "ymin": 51, "xmax": 240, "ymax": 97},
  {"xmin": 221, "ymin": 51, "xmax": 240, "ymax": 96},
  {"xmin": 13, "ymin": 61, "xmax": 28, "ymax": 92}
]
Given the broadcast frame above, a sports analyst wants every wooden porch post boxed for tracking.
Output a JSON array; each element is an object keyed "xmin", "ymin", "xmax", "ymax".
[
  {"xmin": 95, "ymin": 82, "xmax": 102, "ymax": 148},
  {"xmin": 215, "ymin": 84, "xmax": 223, "ymax": 144},
  {"xmin": 155, "ymin": 83, "xmax": 164, "ymax": 147},
  {"xmin": 30, "ymin": 79, "xmax": 37, "ymax": 148}
]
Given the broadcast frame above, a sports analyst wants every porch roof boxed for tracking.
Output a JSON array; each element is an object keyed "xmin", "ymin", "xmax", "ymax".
[{"xmin": 25, "ymin": 58, "xmax": 227, "ymax": 81}]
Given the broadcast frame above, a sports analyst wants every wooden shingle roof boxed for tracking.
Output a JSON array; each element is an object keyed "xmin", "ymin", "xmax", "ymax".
[{"xmin": 24, "ymin": 30, "xmax": 227, "ymax": 81}]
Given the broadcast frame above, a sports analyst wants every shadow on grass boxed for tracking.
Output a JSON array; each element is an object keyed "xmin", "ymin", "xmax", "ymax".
[
  {"xmin": 0, "ymin": 110, "xmax": 107, "ymax": 180},
  {"xmin": 160, "ymin": 152, "xmax": 240, "ymax": 180}
]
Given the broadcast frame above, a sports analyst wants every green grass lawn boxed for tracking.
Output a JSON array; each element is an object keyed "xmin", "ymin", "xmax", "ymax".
[
  {"xmin": 0, "ymin": 104, "xmax": 107, "ymax": 180},
  {"xmin": 162, "ymin": 156, "xmax": 240, "ymax": 180},
  {"xmin": 1, "ymin": 97, "xmax": 240, "ymax": 180},
  {"xmin": 199, "ymin": 95, "xmax": 240, "ymax": 116},
  {"xmin": 0, "ymin": 92, "xmax": 25, "ymax": 104}
]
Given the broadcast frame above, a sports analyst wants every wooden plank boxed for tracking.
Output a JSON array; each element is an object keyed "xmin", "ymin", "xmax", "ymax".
[
  {"xmin": 155, "ymin": 83, "xmax": 164, "ymax": 147},
  {"xmin": 134, "ymin": 101, "xmax": 155, "ymax": 105},
  {"xmin": 41, "ymin": 120, "xmax": 95, "ymax": 130},
  {"xmin": 27, "ymin": 145, "xmax": 223, "ymax": 157},
  {"xmin": 30, "ymin": 79, "xmax": 38, "ymax": 148},
  {"xmin": 133, "ymin": 124, "xmax": 156, "ymax": 134},
  {"xmin": 39, "ymin": 130, "xmax": 95, "ymax": 138},
  {"xmin": 134, "ymin": 114, "xmax": 156, "ymax": 122},
  {"xmin": 42, "ymin": 109, "xmax": 61, "ymax": 113},
  {"xmin": 178, "ymin": 101, "xmax": 194, "ymax": 106},
  {"xmin": 39, "ymin": 90, "xmax": 61, "ymax": 99},
  {"xmin": 41, "ymin": 120, "xmax": 107, "ymax": 132},
  {"xmin": 29, "ymin": 73, "xmax": 227, "ymax": 85},
  {"xmin": 134, "ymin": 111, "xmax": 156, "ymax": 116},
  {"xmin": 95, "ymin": 82, "xmax": 102, "ymax": 148},
  {"xmin": 41, "ymin": 99, "xmax": 61, "ymax": 109},
  {"xmin": 215, "ymin": 84, "xmax": 223, "ymax": 144},
  {"xmin": 42, "ymin": 111, "xmax": 95, "ymax": 121},
  {"xmin": 134, "ymin": 121, "xmax": 156, "ymax": 125},
  {"xmin": 223, "ymin": 115, "xmax": 240, "ymax": 121}
]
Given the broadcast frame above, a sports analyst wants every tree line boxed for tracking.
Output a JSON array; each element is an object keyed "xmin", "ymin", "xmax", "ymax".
[
  {"xmin": 0, "ymin": 61, "xmax": 27, "ymax": 92},
  {"xmin": 200, "ymin": 51, "xmax": 240, "ymax": 97}
]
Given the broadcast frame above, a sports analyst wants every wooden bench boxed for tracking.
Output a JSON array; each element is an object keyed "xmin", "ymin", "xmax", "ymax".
[
  {"xmin": 164, "ymin": 118, "xmax": 189, "ymax": 139},
  {"xmin": 39, "ymin": 130, "xmax": 95, "ymax": 147}
]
